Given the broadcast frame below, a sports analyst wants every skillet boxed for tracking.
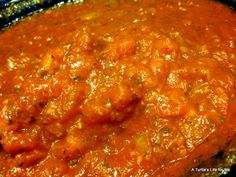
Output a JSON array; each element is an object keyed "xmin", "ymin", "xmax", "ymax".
[{"xmin": 0, "ymin": 0, "xmax": 235, "ymax": 30}]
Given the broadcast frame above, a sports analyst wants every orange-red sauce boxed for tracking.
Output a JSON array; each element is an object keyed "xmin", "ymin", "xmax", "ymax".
[{"xmin": 0, "ymin": 0, "xmax": 236, "ymax": 176}]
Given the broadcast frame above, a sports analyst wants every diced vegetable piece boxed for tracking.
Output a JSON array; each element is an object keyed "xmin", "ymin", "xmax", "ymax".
[
  {"xmin": 15, "ymin": 149, "xmax": 46, "ymax": 167},
  {"xmin": 32, "ymin": 158, "xmax": 68, "ymax": 177},
  {"xmin": 81, "ymin": 84, "xmax": 140, "ymax": 124},
  {"xmin": 155, "ymin": 88, "xmax": 188, "ymax": 118},
  {"xmin": 134, "ymin": 134, "xmax": 151, "ymax": 163},
  {"xmin": 1, "ymin": 129, "xmax": 40, "ymax": 154},
  {"xmin": 101, "ymin": 37, "xmax": 136, "ymax": 60}
]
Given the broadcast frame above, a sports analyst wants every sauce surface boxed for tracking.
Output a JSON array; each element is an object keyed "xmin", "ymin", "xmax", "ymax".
[{"xmin": 0, "ymin": 0, "xmax": 236, "ymax": 176}]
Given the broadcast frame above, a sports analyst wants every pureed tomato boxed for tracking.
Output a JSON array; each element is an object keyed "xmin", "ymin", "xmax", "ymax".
[{"xmin": 0, "ymin": 0, "xmax": 236, "ymax": 176}]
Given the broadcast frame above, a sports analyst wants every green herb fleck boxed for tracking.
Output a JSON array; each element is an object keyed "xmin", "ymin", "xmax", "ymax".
[{"xmin": 163, "ymin": 127, "xmax": 170, "ymax": 134}]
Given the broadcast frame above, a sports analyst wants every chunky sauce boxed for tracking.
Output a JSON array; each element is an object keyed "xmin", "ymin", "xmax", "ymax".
[{"xmin": 0, "ymin": 0, "xmax": 236, "ymax": 176}]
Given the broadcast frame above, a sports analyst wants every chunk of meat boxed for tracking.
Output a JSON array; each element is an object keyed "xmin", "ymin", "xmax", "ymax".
[
  {"xmin": 66, "ymin": 27, "xmax": 94, "ymax": 52},
  {"xmin": 51, "ymin": 129, "xmax": 91, "ymax": 160},
  {"xmin": 81, "ymin": 84, "xmax": 140, "ymax": 124},
  {"xmin": 100, "ymin": 36, "xmax": 136, "ymax": 61},
  {"xmin": 178, "ymin": 114, "xmax": 216, "ymax": 151},
  {"xmin": 31, "ymin": 158, "xmax": 68, "ymax": 177},
  {"xmin": 15, "ymin": 149, "xmax": 47, "ymax": 167},
  {"xmin": 166, "ymin": 71, "xmax": 188, "ymax": 93},
  {"xmin": 154, "ymin": 88, "xmax": 188, "ymax": 118},
  {"xmin": 137, "ymin": 34, "xmax": 179, "ymax": 60},
  {"xmin": 68, "ymin": 55, "xmax": 97, "ymax": 80},
  {"xmin": 151, "ymin": 122, "xmax": 187, "ymax": 163},
  {"xmin": 40, "ymin": 83, "xmax": 88, "ymax": 123},
  {"xmin": 1, "ymin": 128, "xmax": 40, "ymax": 154},
  {"xmin": 210, "ymin": 87, "xmax": 229, "ymax": 116}
]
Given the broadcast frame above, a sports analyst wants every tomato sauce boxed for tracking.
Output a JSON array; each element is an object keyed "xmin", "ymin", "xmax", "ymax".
[{"xmin": 0, "ymin": 0, "xmax": 236, "ymax": 176}]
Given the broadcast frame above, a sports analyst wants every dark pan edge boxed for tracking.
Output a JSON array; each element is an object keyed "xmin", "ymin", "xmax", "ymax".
[{"xmin": 0, "ymin": 0, "xmax": 83, "ymax": 30}]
